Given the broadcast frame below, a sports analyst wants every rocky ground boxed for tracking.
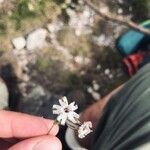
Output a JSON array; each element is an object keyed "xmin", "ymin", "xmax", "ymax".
[
  {"xmin": 0, "ymin": 0, "xmax": 149, "ymax": 149},
  {"xmin": 0, "ymin": 2, "xmax": 127, "ymax": 115},
  {"xmin": 1, "ymin": 0, "xmax": 131, "ymax": 111}
]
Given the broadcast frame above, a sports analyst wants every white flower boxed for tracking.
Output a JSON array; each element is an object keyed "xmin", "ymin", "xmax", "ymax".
[
  {"xmin": 53, "ymin": 96, "xmax": 79, "ymax": 125},
  {"xmin": 78, "ymin": 121, "xmax": 93, "ymax": 139}
]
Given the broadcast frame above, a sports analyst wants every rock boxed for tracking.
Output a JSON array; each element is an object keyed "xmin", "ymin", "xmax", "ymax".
[
  {"xmin": 92, "ymin": 80, "xmax": 100, "ymax": 91},
  {"xmin": 18, "ymin": 84, "xmax": 59, "ymax": 119},
  {"xmin": 29, "ymin": 85, "xmax": 45, "ymax": 98},
  {"xmin": 0, "ymin": 78, "xmax": 8, "ymax": 109},
  {"xmin": 12, "ymin": 49, "xmax": 29, "ymax": 72},
  {"xmin": 118, "ymin": 8, "xmax": 123, "ymax": 14},
  {"xmin": 118, "ymin": 0, "xmax": 124, "ymax": 4},
  {"xmin": 91, "ymin": 91, "xmax": 101, "ymax": 101},
  {"xmin": 26, "ymin": 28, "xmax": 47, "ymax": 51},
  {"xmin": 100, "ymin": 6, "xmax": 109, "ymax": 14},
  {"xmin": 12, "ymin": 37, "xmax": 26, "ymax": 50},
  {"xmin": 87, "ymin": 86, "xmax": 93, "ymax": 94},
  {"xmin": 87, "ymin": 86, "xmax": 101, "ymax": 101},
  {"xmin": 93, "ymin": 34, "xmax": 113, "ymax": 47},
  {"xmin": 129, "ymin": 7, "xmax": 132, "ymax": 12},
  {"xmin": 108, "ymin": 74, "xmax": 114, "ymax": 79},
  {"xmin": 74, "ymin": 56, "xmax": 90, "ymax": 65},
  {"xmin": 28, "ymin": 3, "xmax": 34, "ymax": 11},
  {"xmin": 47, "ymin": 21, "xmax": 63, "ymax": 33},
  {"xmin": 104, "ymin": 69, "xmax": 110, "ymax": 75},
  {"xmin": 80, "ymin": 70, "xmax": 85, "ymax": 75},
  {"xmin": 67, "ymin": 6, "xmax": 94, "ymax": 36},
  {"xmin": 96, "ymin": 64, "xmax": 101, "ymax": 70}
]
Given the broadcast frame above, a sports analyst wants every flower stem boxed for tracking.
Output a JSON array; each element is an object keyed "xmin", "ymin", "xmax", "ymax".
[{"xmin": 47, "ymin": 120, "xmax": 58, "ymax": 135}]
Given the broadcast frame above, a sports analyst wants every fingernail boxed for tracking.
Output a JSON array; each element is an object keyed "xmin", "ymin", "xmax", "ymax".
[{"xmin": 33, "ymin": 140, "xmax": 54, "ymax": 150}]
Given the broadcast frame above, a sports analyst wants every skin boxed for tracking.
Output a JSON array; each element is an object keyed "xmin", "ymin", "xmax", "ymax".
[
  {"xmin": 77, "ymin": 84, "xmax": 124, "ymax": 149},
  {"xmin": 0, "ymin": 110, "xmax": 62, "ymax": 150}
]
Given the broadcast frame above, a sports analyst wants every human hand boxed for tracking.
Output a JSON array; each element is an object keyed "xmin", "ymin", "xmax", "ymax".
[{"xmin": 0, "ymin": 110, "xmax": 62, "ymax": 150}]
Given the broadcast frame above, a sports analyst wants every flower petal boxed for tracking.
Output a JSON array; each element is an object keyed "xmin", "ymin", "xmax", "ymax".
[
  {"xmin": 67, "ymin": 111, "xmax": 79, "ymax": 123},
  {"xmin": 52, "ymin": 104, "xmax": 62, "ymax": 109},
  {"xmin": 68, "ymin": 102, "xmax": 78, "ymax": 111},
  {"xmin": 59, "ymin": 96, "xmax": 68, "ymax": 106},
  {"xmin": 57, "ymin": 113, "xmax": 67, "ymax": 125},
  {"xmin": 52, "ymin": 104, "xmax": 64, "ymax": 114},
  {"xmin": 53, "ymin": 109, "xmax": 61, "ymax": 115},
  {"xmin": 78, "ymin": 121, "xmax": 93, "ymax": 139}
]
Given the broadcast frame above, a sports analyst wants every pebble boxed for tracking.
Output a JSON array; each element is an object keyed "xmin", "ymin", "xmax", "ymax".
[
  {"xmin": 118, "ymin": 8, "xmax": 123, "ymax": 14},
  {"xmin": 100, "ymin": 6, "xmax": 109, "ymax": 14},
  {"xmin": 92, "ymin": 80, "xmax": 100, "ymax": 91},
  {"xmin": 118, "ymin": 0, "xmax": 124, "ymax": 4},
  {"xmin": 93, "ymin": 34, "xmax": 113, "ymax": 47},
  {"xmin": 26, "ymin": 28, "xmax": 47, "ymax": 51},
  {"xmin": 12, "ymin": 37, "xmax": 26, "ymax": 50},
  {"xmin": 104, "ymin": 69, "xmax": 110, "ymax": 75},
  {"xmin": 47, "ymin": 21, "xmax": 63, "ymax": 33},
  {"xmin": 108, "ymin": 74, "xmax": 114, "ymax": 79},
  {"xmin": 68, "ymin": 6, "xmax": 94, "ymax": 36},
  {"xmin": 92, "ymin": 91, "xmax": 101, "ymax": 101},
  {"xmin": 96, "ymin": 64, "xmax": 101, "ymax": 70},
  {"xmin": 87, "ymin": 86, "xmax": 93, "ymax": 94},
  {"xmin": 74, "ymin": 56, "xmax": 90, "ymax": 65}
]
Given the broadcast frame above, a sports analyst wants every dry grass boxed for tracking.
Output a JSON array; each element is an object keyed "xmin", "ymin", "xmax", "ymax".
[{"xmin": 57, "ymin": 26, "xmax": 91, "ymax": 57}]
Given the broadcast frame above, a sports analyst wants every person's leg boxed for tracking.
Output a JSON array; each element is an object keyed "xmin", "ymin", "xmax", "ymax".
[
  {"xmin": 75, "ymin": 64, "xmax": 150, "ymax": 150},
  {"xmin": 76, "ymin": 84, "xmax": 124, "ymax": 149},
  {"xmin": 92, "ymin": 63, "xmax": 150, "ymax": 150}
]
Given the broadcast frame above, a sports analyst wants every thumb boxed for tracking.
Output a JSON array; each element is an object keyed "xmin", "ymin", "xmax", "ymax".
[{"xmin": 9, "ymin": 135, "xmax": 62, "ymax": 150}]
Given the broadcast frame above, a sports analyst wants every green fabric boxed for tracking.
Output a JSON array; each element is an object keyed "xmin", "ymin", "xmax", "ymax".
[{"xmin": 92, "ymin": 64, "xmax": 150, "ymax": 150}]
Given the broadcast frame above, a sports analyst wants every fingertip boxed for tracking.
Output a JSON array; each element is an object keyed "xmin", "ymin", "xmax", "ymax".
[
  {"xmin": 33, "ymin": 136, "xmax": 62, "ymax": 150},
  {"xmin": 9, "ymin": 136, "xmax": 62, "ymax": 150},
  {"xmin": 0, "ymin": 110, "xmax": 59, "ymax": 138}
]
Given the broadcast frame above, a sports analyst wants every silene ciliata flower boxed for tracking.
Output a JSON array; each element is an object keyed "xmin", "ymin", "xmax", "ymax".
[
  {"xmin": 78, "ymin": 121, "xmax": 93, "ymax": 139},
  {"xmin": 53, "ymin": 96, "xmax": 80, "ymax": 125},
  {"xmin": 52, "ymin": 96, "xmax": 93, "ymax": 139}
]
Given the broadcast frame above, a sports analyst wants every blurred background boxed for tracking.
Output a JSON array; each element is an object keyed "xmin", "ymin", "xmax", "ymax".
[{"xmin": 0, "ymin": 0, "xmax": 149, "ymax": 149}]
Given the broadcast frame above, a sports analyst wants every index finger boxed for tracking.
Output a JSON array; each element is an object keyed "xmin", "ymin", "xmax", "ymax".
[{"xmin": 0, "ymin": 110, "xmax": 59, "ymax": 138}]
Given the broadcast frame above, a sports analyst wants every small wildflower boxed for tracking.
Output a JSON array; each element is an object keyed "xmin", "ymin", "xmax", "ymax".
[
  {"xmin": 78, "ymin": 121, "xmax": 93, "ymax": 139},
  {"xmin": 53, "ymin": 96, "xmax": 79, "ymax": 125},
  {"xmin": 52, "ymin": 96, "xmax": 93, "ymax": 139}
]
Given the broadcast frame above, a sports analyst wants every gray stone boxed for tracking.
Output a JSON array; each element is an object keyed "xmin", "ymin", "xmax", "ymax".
[
  {"xmin": 18, "ymin": 84, "xmax": 59, "ymax": 119},
  {"xmin": 104, "ymin": 69, "xmax": 110, "ymax": 75},
  {"xmin": 0, "ymin": 78, "xmax": 9, "ymax": 109},
  {"xmin": 87, "ymin": 86, "xmax": 93, "ymax": 94},
  {"xmin": 91, "ymin": 91, "xmax": 101, "ymax": 101},
  {"xmin": 47, "ymin": 21, "xmax": 63, "ymax": 33},
  {"xmin": 26, "ymin": 28, "xmax": 47, "ymax": 51},
  {"xmin": 28, "ymin": 86, "xmax": 45, "ymax": 99},
  {"xmin": 92, "ymin": 80, "xmax": 100, "ymax": 91},
  {"xmin": 96, "ymin": 64, "xmax": 101, "ymax": 70},
  {"xmin": 67, "ymin": 6, "xmax": 94, "ymax": 36}
]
